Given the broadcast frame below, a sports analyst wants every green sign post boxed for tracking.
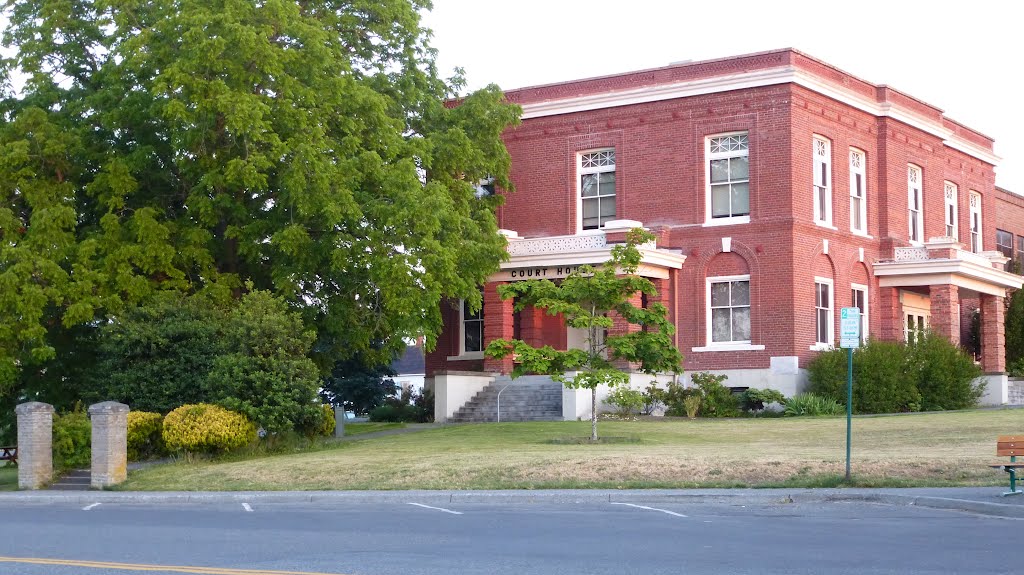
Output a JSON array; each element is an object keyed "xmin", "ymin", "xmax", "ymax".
[{"xmin": 839, "ymin": 307, "xmax": 861, "ymax": 481}]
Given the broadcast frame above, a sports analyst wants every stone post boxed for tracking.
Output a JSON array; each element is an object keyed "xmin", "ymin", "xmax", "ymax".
[
  {"xmin": 334, "ymin": 405, "xmax": 345, "ymax": 438},
  {"xmin": 929, "ymin": 284, "xmax": 960, "ymax": 346},
  {"xmin": 980, "ymin": 293, "xmax": 1006, "ymax": 373},
  {"xmin": 89, "ymin": 401, "xmax": 129, "ymax": 489},
  {"xmin": 15, "ymin": 402, "xmax": 55, "ymax": 490}
]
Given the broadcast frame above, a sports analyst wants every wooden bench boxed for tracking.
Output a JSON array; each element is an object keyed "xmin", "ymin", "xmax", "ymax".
[
  {"xmin": 0, "ymin": 446, "xmax": 15, "ymax": 466},
  {"xmin": 991, "ymin": 436, "xmax": 1024, "ymax": 496}
]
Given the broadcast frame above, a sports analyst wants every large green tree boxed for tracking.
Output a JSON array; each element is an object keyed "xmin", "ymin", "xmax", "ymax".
[{"xmin": 0, "ymin": 0, "xmax": 519, "ymax": 410}]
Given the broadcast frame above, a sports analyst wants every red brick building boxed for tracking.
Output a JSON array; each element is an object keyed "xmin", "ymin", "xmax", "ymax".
[{"xmin": 426, "ymin": 49, "xmax": 1023, "ymax": 420}]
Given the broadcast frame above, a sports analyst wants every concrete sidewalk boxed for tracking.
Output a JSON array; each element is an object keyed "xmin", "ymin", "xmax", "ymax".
[{"xmin": 1, "ymin": 486, "xmax": 1021, "ymax": 517}]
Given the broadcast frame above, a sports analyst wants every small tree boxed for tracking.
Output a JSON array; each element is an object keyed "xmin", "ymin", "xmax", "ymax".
[{"xmin": 485, "ymin": 229, "xmax": 682, "ymax": 440}]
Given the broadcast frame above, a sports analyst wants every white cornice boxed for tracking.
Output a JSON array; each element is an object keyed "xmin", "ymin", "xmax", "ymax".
[
  {"xmin": 518, "ymin": 67, "xmax": 999, "ymax": 166},
  {"xmin": 873, "ymin": 258, "xmax": 1022, "ymax": 291}
]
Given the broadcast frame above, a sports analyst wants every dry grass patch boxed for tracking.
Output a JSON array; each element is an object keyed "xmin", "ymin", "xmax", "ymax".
[{"xmin": 120, "ymin": 409, "xmax": 1024, "ymax": 491}]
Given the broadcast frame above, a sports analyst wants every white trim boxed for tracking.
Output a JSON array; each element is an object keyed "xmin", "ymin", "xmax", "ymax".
[
  {"xmin": 851, "ymin": 283, "xmax": 869, "ymax": 344},
  {"xmin": 814, "ymin": 276, "xmax": 834, "ymax": 347},
  {"xmin": 849, "ymin": 148, "xmax": 867, "ymax": 235},
  {"xmin": 517, "ymin": 66, "xmax": 999, "ymax": 166},
  {"xmin": 692, "ymin": 344, "xmax": 765, "ymax": 352},
  {"xmin": 706, "ymin": 274, "xmax": 753, "ymax": 346},
  {"xmin": 702, "ymin": 215, "xmax": 750, "ymax": 227},
  {"xmin": 808, "ymin": 343, "xmax": 833, "ymax": 352},
  {"xmin": 447, "ymin": 352, "xmax": 484, "ymax": 361},
  {"xmin": 813, "ymin": 135, "xmax": 832, "ymax": 226}
]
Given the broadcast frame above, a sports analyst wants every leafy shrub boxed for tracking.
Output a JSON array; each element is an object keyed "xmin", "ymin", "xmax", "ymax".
[
  {"xmin": 370, "ymin": 388, "xmax": 434, "ymax": 423},
  {"xmin": 205, "ymin": 290, "xmax": 323, "ymax": 434},
  {"xmin": 299, "ymin": 404, "xmax": 336, "ymax": 438},
  {"xmin": 53, "ymin": 408, "xmax": 91, "ymax": 469},
  {"xmin": 83, "ymin": 294, "xmax": 230, "ymax": 413},
  {"xmin": 1008, "ymin": 357, "xmax": 1024, "ymax": 378},
  {"xmin": 784, "ymin": 393, "xmax": 844, "ymax": 417},
  {"xmin": 127, "ymin": 411, "xmax": 166, "ymax": 461},
  {"xmin": 414, "ymin": 388, "xmax": 435, "ymax": 423},
  {"xmin": 909, "ymin": 332, "xmax": 984, "ymax": 410},
  {"xmin": 683, "ymin": 395, "xmax": 701, "ymax": 418},
  {"xmin": 807, "ymin": 340, "xmax": 922, "ymax": 413},
  {"xmin": 606, "ymin": 387, "xmax": 644, "ymax": 416},
  {"xmin": 641, "ymin": 383, "xmax": 665, "ymax": 415},
  {"xmin": 740, "ymin": 388, "xmax": 787, "ymax": 412},
  {"xmin": 691, "ymin": 372, "xmax": 739, "ymax": 418},
  {"xmin": 662, "ymin": 380, "xmax": 697, "ymax": 417},
  {"xmin": 369, "ymin": 403, "xmax": 419, "ymax": 422},
  {"xmin": 162, "ymin": 404, "xmax": 257, "ymax": 455}
]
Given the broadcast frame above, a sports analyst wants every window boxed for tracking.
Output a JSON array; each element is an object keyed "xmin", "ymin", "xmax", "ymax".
[
  {"xmin": 944, "ymin": 181, "xmax": 958, "ymax": 239},
  {"xmin": 707, "ymin": 133, "xmax": 750, "ymax": 221},
  {"xmin": 908, "ymin": 165, "xmax": 923, "ymax": 244},
  {"xmin": 905, "ymin": 313, "xmax": 927, "ymax": 344},
  {"xmin": 996, "ymin": 229, "xmax": 1013, "ymax": 260},
  {"xmin": 813, "ymin": 136, "xmax": 832, "ymax": 225},
  {"xmin": 578, "ymin": 150, "xmax": 616, "ymax": 231},
  {"xmin": 474, "ymin": 176, "xmax": 495, "ymax": 198},
  {"xmin": 969, "ymin": 191, "xmax": 982, "ymax": 253},
  {"xmin": 1016, "ymin": 237, "xmax": 1024, "ymax": 273},
  {"xmin": 708, "ymin": 276, "xmax": 751, "ymax": 343},
  {"xmin": 814, "ymin": 278, "xmax": 834, "ymax": 347},
  {"xmin": 851, "ymin": 284, "xmax": 868, "ymax": 344},
  {"xmin": 849, "ymin": 149, "xmax": 867, "ymax": 234},
  {"xmin": 461, "ymin": 298, "xmax": 484, "ymax": 354}
]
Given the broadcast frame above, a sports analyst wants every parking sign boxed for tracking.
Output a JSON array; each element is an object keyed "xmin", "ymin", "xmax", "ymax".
[{"xmin": 840, "ymin": 307, "xmax": 861, "ymax": 348}]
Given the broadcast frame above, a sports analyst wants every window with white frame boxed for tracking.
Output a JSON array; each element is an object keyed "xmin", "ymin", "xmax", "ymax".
[
  {"xmin": 579, "ymin": 149, "xmax": 616, "ymax": 231},
  {"xmin": 907, "ymin": 165, "xmax": 923, "ymax": 244},
  {"xmin": 944, "ymin": 181, "xmax": 958, "ymax": 239},
  {"xmin": 905, "ymin": 313, "xmax": 927, "ymax": 344},
  {"xmin": 969, "ymin": 191, "xmax": 982, "ymax": 253},
  {"xmin": 851, "ymin": 284, "xmax": 868, "ymax": 343},
  {"xmin": 708, "ymin": 276, "xmax": 751, "ymax": 344},
  {"xmin": 814, "ymin": 278, "xmax": 834, "ymax": 347},
  {"xmin": 849, "ymin": 149, "xmax": 867, "ymax": 234},
  {"xmin": 461, "ymin": 298, "xmax": 484, "ymax": 354},
  {"xmin": 707, "ymin": 133, "xmax": 750, "ymax": 221},
  {"xmin": 813, "ymin": 136, "xmax": 832, "ymax": 225}
]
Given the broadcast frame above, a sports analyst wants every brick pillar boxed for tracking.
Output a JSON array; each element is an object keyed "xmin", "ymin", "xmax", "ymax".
[
  {"xmin": 15, "ymin": 402, "xmax": 54, "ymax": 490},
  {"xmin": 609, "ymin": 290, "xmax": 643, "ymax": 369},
  {"xmin": 482, "ymin": 281, "xmax": 514, "ymax": 373},
  {"xmin": 877, "ymin": 287, "xmax": 904, "ymax": 342},
  {"xmin": 89, "ymin": 401, "xmax": 129, "ymax": 489},
  {"xmin": 519, "ymin": 305, "xmax": 545, "ymax": 348},
  {"xmin": 980, "ymin": 293, "xmax": 1006, "ymax": 373},
  {"xmin": 929, "ymin": 284, "xmax": 960, "ymax": 346}
]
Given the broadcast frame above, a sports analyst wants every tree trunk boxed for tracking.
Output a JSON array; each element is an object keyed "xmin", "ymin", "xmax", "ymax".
[{"xmin": 591, "ymin": 387, "xmax": 598, "ymax": 441}]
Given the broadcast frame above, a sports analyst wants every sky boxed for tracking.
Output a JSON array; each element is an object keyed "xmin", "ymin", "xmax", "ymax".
[{"xmin": 421, "ymin": 0, "xmax": 1024, "ymax": 192}]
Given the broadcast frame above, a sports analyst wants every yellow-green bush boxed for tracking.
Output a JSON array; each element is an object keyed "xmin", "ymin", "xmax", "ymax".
[
  {"xmin": 162, "ymin": 404, "xmax": 256, "ymax": 455},
  {"xmin": 316, "ymin": 404, "xmax": 336, "ymax": 437},
  {"xmin": 127, "ymin": 411, "xmax": 167, "ymax": 461},
  {"xmin": 53, "ymin": 408, "xmax": 91, "ymax": 469}
]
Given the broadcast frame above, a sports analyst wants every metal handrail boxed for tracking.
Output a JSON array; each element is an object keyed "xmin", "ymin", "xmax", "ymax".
[{"xmin": 496, "ymin": 380, "xmax": 515, "ymax": 423}]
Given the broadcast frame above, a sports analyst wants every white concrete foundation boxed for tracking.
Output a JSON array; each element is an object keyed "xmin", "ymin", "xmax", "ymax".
[
  {"xmin": 978, "ymin": 373, "xmax": 1009, "ymax": 406},
  {"xmin": 433, "ymin": 372, "xmax": 495, "ymax": 423}
]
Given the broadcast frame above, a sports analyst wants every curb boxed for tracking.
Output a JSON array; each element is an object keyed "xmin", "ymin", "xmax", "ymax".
[{"xmin": 0, "ymin": 489, "xmax": 1020, "ymax": 518}]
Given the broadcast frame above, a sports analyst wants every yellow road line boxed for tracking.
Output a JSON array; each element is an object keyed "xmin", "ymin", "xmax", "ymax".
[{"xmin": 0, "ymin": 556, "xmax": 350, "ymax": 575}]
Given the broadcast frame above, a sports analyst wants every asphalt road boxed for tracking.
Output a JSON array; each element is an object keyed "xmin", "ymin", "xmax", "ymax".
[{"xmin": 0, "ymin": 497, "xmax": 1017, "ymax": 575}]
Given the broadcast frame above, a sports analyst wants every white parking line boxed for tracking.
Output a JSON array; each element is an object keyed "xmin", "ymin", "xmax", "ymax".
[
  {"xmin": 82, "ymin": 503, "xmax": 102, "ymax": 511},
  {"xmin": 610, "ymin": 502, "xmax": 688, "ymax": 517},
  {"xmin": 407, "ymin": 502, "xmax": 463, "ymax": 515},
  {"xmin": 242, "ymin": 503, "xmax": 253, "ymax": 512}
]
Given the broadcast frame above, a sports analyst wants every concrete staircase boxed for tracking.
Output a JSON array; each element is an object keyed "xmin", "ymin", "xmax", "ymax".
[
  {"xmin": 47, "ymin": 469, "xmax": 90, "ymax": 491},
  {"xmin": 448, "ymin": 376, "xmax": 563, "ymax": 422}
]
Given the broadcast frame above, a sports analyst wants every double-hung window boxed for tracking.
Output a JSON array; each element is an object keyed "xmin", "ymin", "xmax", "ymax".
[
  {"xmin": 969, "ymin": 192, "xmax": 982, "ymax": 253},
  {"xmin": 579, "ymin": 150, "xmax": 616, "ymax": 231},
  {"xmin": 461, "ymin": 298, "xmax": 484, "ymax": 355},
  {"xmin": 944, "ymin": 181, "xmax": 958, "ymax": 239},
  {"xmin": 851, "ymin": 284, "xmax": 868, "ymax": 344},
  {"xmin": 1017, "ymin": 237, "xmax": 1024, "ymax": 272},
  {"xmin": 707, "ymin": 133, "xmax": 750, "ymax": 222},
  {"xmin": 814, "ymin": 278, "xmax": 834, "ymax": 348},
  {"xmin": 708, "ymin": 276, "xmax": 751, "ymax": 344},
  {"xmin": 849, "ymin": 149, "xmax": 866, "ymax": 234},
  {"xmin": 813, "ymin": 136, "xmax": 832, "ymax": 225},
  {"xmin": 908, "ymin": 165, "xmax": 924, "ymax": 244}
]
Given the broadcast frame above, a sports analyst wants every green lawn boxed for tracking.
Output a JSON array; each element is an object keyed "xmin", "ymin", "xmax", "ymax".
[
  {"xmin": 340, "ymin": 422, "xmax": 406, "ymax": 436},
  {"xmin": 119, "ymin": 409, "xmax": 1024, "ymax": 491},
  {"xmin": 0, "ymin": 466, "xmax": 15, "ymax": 491}
]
